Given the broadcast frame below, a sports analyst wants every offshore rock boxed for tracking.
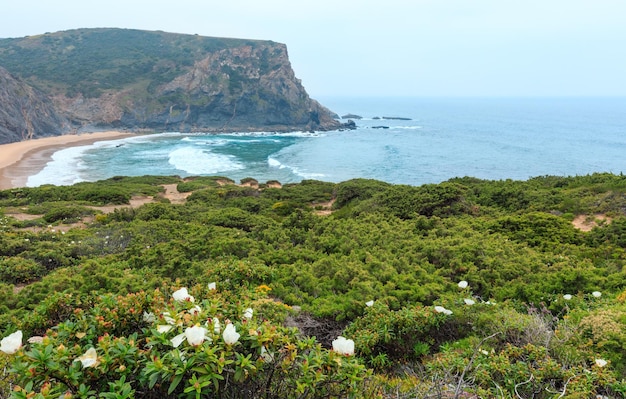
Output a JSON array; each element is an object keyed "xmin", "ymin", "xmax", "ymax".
[{"xmin": 0, "ymin": 28, "xmax": 342, "ymax": 140}]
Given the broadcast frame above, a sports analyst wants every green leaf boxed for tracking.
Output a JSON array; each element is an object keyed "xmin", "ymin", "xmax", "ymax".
[{"xmin": 168, "ymin": 373, "xmax": 184, "ymax": 395}]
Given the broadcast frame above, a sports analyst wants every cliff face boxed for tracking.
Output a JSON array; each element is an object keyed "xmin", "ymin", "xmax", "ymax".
[
  {"xmin": 0, "ymin": 28, "xmax": 343, "ymax": 142},
  {"xmin": 0, "ymin": 66, "xmax": 67, "ymax": 144}
]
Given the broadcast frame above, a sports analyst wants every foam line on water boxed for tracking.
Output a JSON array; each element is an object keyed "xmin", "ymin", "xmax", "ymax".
[
  {"xmin": 267, "ymin": 157, "xmax": 325, "ymax": 179},
  {"xmin": 168, "ymin": 147, "xmax": 244, "ymax": 175}
]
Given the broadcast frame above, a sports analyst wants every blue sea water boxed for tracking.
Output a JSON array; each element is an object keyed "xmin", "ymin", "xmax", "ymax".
[{"xmin": 27, "ymin": 97, "xmax": 626, "ymax": 187}]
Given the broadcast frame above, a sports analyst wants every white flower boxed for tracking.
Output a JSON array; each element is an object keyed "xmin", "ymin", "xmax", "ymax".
[
  {"xmin": 223, "ymin": 323, "xmax": 240, "ymax": 345},
  {"xmin": 332, "ymin": 336, "xmax": 355, "ymax": 356},
  {"xmin": 480, "ymin": 349, "xmax": 489, "ymax": 355},
  {"xmin": 592, "ymin": 291, "xmax": 602, "ymax": 298},
  {"xmin": 190, "ymin": 305, "xmax": 202, "ymax": 315},
  {"xmin": 434, "ymin": 306, "xmax": 453, "ymax": 315},
  {"xmin": 260, "ymin": 346, "xmax": 273, "ymax": 362},
  {"xmin": 563, "ymin": 294, "xmax": 573, "ymax": 301},
  {"xmin": 458, "ymin": 280, "xmax": 468, "ymax": 289},
  {"xmin": 172, "ymin": 287, "xmax": 194, "ymax": 302},
  {"xmin": 162, "ymin": 312, "xmax": 176, "ymax": 325},
  {"xmin": 0, "ymin": 330, "xmax": 22, "ymax": 354},
  {"xmin": 213, "ymin": 318, "xmax": 221, "ymax": 334},
  {"xmin": 171, "ymin": 333, "xmax": 186, "ymax": 348},
  {"xmin": 27, "ymin": 336, "xmax": 44, "ymax": 344},
  {"xmin": 143, "ymin": 311, "xmax": 156, "ymax": 323},
  {"xmin": 365, "ymin": 300, "xmax": 374, "ymax": 307},
  {"xmin": 243, "ymin": 308, "xmax": 253, "ymax": 319},
  {"xmin": 208, "ymin": 282, "xmax": 216, "ymax": 290},
  {"xmin": 157, "ymin": 325, "xmax": 173, "ymax": 333},
  {"xmin": 75, "ymin": 348, "xmax": 98, "ymax": 368},
  {"xmin": 595, "ymin": 358, "xmax": 607, "ymax": 367},
  {"xmin": 464, "ymin": 298, "xmax": 475, "ymax": 306},
  {"xmin": 185, "ymin": 326, "xmax": 209, "ymax": 346}
]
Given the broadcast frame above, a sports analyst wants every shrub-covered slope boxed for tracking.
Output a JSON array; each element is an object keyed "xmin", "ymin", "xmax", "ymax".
[{"xmin": 0, "ymin": 174, "xmax": 625, "ymax": 397}]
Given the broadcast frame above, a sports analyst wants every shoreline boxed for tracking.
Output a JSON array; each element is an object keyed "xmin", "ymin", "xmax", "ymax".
[{"xmin": 0, "ymin": 132, "xmax": 137, "ymax": 190}]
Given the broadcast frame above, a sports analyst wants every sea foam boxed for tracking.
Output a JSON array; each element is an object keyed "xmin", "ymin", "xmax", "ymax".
[
  {"xmin": 267, "ymin": 157, "xmax": 325, "ymax": 179},
  {"xmin": 168, "ymin": 147, "xmax": 244, "ymax": 175},
  {"xmin": 27, "ymin": 146, "xmax": 90, "ymax": 187}
]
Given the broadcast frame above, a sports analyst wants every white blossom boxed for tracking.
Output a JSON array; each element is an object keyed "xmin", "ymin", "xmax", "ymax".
[
  {"xmin": 434, "ymin": 306, "xmax": 453, "ymax": 315},
  {"xmin": 172, "ymin": 287, "xmax": 194, "ymax": 302},
  {"xmin": 223, "ymin": 323, "xmax": 240, "ymax": 345},
  {"xmin": 190, "ymin": 305, "xmax": 202, "ymax": 315},
  {"xmin": 592, "ymin": 291, "xmax": 602, "ymax": 298},
  {"xmin": 260, "ymin": 346, "xmax": 273, "ymax": 362},
  {"xmin": 0, "ymin": 330, "xmax": 22, "ymax": 354},
  {"xmin": 365, "ymin": 300, "xmax": 374, "ymax": 307},
  {"xmin": 185, "ymin": 326, "xmax": 209, "ymax": 346},
  {"xmin": 162, "ymin": 312, "xmax": 176, "ymax": 325},
  {"xmin": 208, "ymin": 282, "xmax": 216, "ymax": 290},
  {"xmin": 75, "ymin": 348, "xmax": 98, "ymax": 368},
  {"xmin": 213, "ymin": 318, "xmax": 221, "ymax": 334},
  {"xmin": 157, "ymin": 325, "xmax": 173, "ymax": 333},
  {"xmin": 171, "ymin": 333, "xmax": 186, "ymax": 348},
  {"xmin": 27, "ymin": 336, "xmax": 44, "ymax": 344},
  {"xmin": 563, "ymin": 294, "xmax": 572, "ymax": 301},
  {"xmin": 143, "ymin": 312, "xmax": 156, "ymax": 323},
  {"xmin": 243, "ymin": 308, "xmax": 253, "ymax": 319},
  {"xmin": 458, "ymin": 280, "xmax": 468, "ymax": 289},
  {"xmin": 464, "ymin": 298, "xmax": 475, "ymax": 306},
  {"xmin": 332, "ymin": 336, "xmax": 355, "ymax": 356},
  {"xmin": 595, "ymin": 358, "xmax": 607, "ymax": 367}
]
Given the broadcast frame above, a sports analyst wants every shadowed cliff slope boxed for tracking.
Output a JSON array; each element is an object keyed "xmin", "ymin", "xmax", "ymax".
[
  {"xmin": 0, "ymin": 66, "xmax": 67, "ymax": 144},
  {"xmin": 0, "ymin": 28, "xmax": 342, "ymax": 142}
]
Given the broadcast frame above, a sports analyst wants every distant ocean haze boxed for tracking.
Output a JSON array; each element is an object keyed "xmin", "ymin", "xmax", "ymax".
[{"xmin": 26, "ymin": 97, "xmax": 626, "ymax": 187}]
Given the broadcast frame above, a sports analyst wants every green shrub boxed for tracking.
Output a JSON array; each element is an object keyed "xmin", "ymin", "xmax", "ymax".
[
  {"xmin": 43, "ymin": 205, "xmax": 96, "ymax": 223},
  {"xmin": 0, "ymin": 257, "xmax": 46, "ymax": 284},
  {"xmin": 5, "ymin": 285, "xmax": 369, "ymax": 398}
]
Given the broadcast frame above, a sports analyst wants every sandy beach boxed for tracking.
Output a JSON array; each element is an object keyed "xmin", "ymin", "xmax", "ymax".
[{"xmin": 0, "ymin": 131, "xmax": 136, "ymax": 190}]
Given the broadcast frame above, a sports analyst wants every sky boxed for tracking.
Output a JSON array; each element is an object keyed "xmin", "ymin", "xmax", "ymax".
[{"xmin": 1, "ymin": 0, "xmax": 625, "ymax": 98}]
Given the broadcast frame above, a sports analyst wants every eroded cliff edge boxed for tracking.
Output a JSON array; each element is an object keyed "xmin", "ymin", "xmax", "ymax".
[
  {"xmin": 0, "ymin": 28, "xmax": 344, "ymax": 144},
  {"xmin": 0, "ymin": 66, "xmax": 68, "ymax": 144}
]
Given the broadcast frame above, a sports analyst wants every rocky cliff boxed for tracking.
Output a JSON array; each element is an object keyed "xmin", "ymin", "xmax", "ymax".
[
  {"xmin": 0, "ymin": 28, "xmax": 344, "ymax": 144},
  {"xmin": 0, "ymin": 66, "xmax": 67, "ymax": 144}
]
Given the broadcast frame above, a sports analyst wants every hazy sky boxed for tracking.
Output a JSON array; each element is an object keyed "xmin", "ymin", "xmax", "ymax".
[{"xmin": 2, "ymin": 0, "xmax": 625, "ymax": 97}]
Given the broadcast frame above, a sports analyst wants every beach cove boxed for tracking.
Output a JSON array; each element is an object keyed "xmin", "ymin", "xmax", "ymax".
[{"xmin": 0, "ymin": 131, "xmax": 135, "ymax": 190}]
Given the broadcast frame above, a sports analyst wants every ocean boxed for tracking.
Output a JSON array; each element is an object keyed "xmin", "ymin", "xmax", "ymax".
[{"xmin": 27, "ymin": 97, "xmax": 626, "ymax": 187}]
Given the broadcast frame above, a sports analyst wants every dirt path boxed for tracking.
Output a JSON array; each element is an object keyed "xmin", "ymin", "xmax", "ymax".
[{"xmin": 161, "ymin": 183, "xmax": 192, "ymax": 204}]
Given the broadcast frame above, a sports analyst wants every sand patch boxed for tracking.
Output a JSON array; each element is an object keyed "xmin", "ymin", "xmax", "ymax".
[
  {"xmin": 313, "ymin": 198, "xmax": 336, "ymax": 216},
  {"xmin": 572, "ymin": 214, "xmax": 612, "ymax": 232},
  {"xmin": 161, "ymin": 183, "xmax": 192, "ymax": 204}
]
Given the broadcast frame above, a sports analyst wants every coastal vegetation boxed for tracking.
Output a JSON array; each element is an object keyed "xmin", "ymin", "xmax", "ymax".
[{"xmin": 1, "ymin": 173, "xmax": 625, "ymax": 398}]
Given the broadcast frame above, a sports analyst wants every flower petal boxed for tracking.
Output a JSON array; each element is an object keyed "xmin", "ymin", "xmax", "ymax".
[
  {"xmin": 171, "ymin": 333, "xmax": 186, "ymax": 348},
  {"xmin": 0, "ymin": 330, "xmax": 22, "ymax": 354},
  {"xmin": 223, "ymin": 323, "xmax": 240, "ymax": 345}
]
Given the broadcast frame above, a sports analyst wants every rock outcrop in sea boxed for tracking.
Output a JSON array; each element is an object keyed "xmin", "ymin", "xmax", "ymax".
[{"xmin": 0, "ymin": 28, "xmax": 348, "ymax": 144}]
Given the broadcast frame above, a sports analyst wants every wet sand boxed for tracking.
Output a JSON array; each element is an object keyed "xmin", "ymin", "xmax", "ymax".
[{"xmin": 0, "ymin": 132, "xmax": 136, "ymax": 190}]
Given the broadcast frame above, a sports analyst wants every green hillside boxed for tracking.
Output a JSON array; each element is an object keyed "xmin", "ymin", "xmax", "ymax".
[
  {"xmin": 0, "ymin": 28, "xmax": 264, "ymax": 97},
  {"xmin": 0, "ymin": 29, "xmax": 341, "ymax": 138},
  {"xmin": 0, "ymin": 174, "xmax": 625, "ymax": 397}
]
